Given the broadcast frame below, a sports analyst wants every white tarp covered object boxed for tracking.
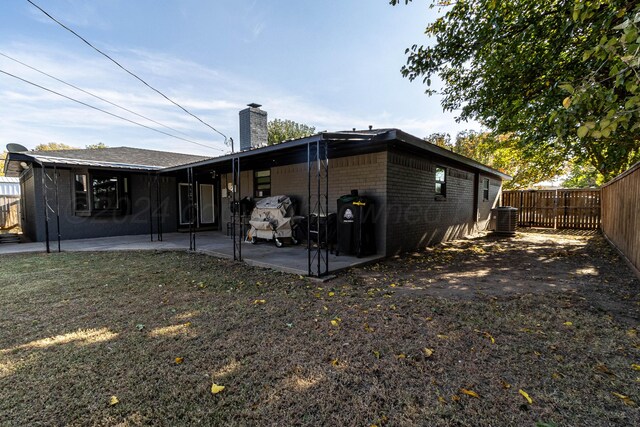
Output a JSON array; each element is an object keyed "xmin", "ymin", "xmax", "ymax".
[{"xmin": 248, "ymin": 195, "xmax": 295, "ymax": 245}]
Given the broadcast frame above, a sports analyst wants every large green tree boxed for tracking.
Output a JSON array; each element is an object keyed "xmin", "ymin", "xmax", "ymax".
[
  {"xmin": 392, "ymin": 0, "xmax": 640, "ymax": 181},
  {"xmin": 267, "ymin": 119, "xmax": 316, "ymax": 145}
]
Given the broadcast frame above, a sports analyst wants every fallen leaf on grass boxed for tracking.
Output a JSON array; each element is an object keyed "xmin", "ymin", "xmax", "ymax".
[
  {"xmin": 328, "ymin": 292, "xmax": 335, "ymax": 297},
  {"xmin": 253, "ymin": 299, "xmax": 266, "ymax": 305},
  {"xmin": 395, "ymin": 353, "xmax": 406, "ymax": 359},
  {"xmin": 211, "ymin": 383, "xmax": 225, "ymax": 394},
  {"xmin": 175, "ymin": 357, "xmax": 184, "ymax": 364},
  {"xmin": 451, "ymin": 395, "xmax": 461, "ymax": 402},
  {"xmin": 331, "ymin": 359, "xmax": 339, "ymax": 366},
  {"xmin": 461, "ymin": 388, "xmax": 479, "ymax": 398},
  {"xmin": 631, "ymin": 364, "xmax": 640, "ymax": 371},
  {"xmin": 109, "ymin": 395, "xmax": 119, "ymax": 406},
  {"xmin": 437, "ymin": 334, "xmax": 448, "ymax": 339},
  {"xmin": 612, "ymin": 392, "xmax": 635, "ymax": 406},
  {"xmin": 595, "ymin": 364, "xmax": 615, "ymax": 376},
  {"xmin": 330, "ymin": 318, "xmax": 341, "ymax": 327},
  {"xmin": 373, "ymin": 350, "xmax": 381, "ymax": 359},
  {"xmin": 364, "ymin": 323, "xmax": 375, "ymax": 333},
  {"xmin": 437, "ymin": 396, "xmax": 446, "ymax": 404},
  {"xmin": 563, "ymin": 321, "xmax": 573, "ymax": 326},
  {"xmin": 501, "ymin": 380, "xmax": 511, "ymax": 389},
  {"xmin": 423, "ymin": 348, "xmax": 434, "ymax": 358},
  {"xmin": 519, "ymin": 389, "xmax": 533, "ymax": 404}
]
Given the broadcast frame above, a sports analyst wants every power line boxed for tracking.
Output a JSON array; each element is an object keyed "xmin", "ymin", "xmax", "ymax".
[
  {"xmin": 0, "ymin": 68, "xmax": 224, "ymax": 152},
  {"xmin": 0, "ymin": 51, "xmax": 198, "ymax": 140},
  {"xmin": 26, "ymin": 0, "xmax": 229, "ymax": 142}
]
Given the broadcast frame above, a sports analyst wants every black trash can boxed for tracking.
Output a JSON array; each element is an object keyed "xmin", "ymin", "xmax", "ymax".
[{"xmin": 336, "ymin": 190, "xmax": 376, "ymax": 257}]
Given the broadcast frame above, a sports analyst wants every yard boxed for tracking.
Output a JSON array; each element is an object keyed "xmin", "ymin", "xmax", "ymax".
[{"xmin": 1, "ymin": 230, "xmax": 639, "ymax": 426}]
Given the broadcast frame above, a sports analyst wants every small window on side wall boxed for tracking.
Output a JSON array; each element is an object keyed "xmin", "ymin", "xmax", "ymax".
[
  {"xmin": 254, "ymin": 169, "xmax": 271, "ymax": 198},
  {"xmin": 435, "ymin": 166, "xmax": 446, "ymax": 197},
  {"xmin": 482, "ymin": 178, "xmax": 490, "ymax": 201}
]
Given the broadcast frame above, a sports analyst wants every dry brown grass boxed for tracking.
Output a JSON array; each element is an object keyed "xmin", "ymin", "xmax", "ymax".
[{"xmin": 1, "ymin": 231, "xmax": 639, "ymax": 426}]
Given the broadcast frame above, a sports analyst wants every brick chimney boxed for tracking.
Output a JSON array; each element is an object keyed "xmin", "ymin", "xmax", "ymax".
[{"xmin": 239, "ymin": 103, "xmax": 267, "ymax": 151}]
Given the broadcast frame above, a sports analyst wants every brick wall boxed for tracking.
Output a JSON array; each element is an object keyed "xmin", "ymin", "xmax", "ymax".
[
  {"xmin": 221, "ymin": 152, "xmax": 388, "ymax": 254},
  {"xmin": 386, "ymin": 150, "xmax": 477, "ymax": 255}
]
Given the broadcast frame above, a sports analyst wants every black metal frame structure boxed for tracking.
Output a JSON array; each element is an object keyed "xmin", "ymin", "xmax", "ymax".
[
  {"xmin": 307, "ymin": 138, "xmax": 329, "ymax": 277},
  {"xmin": 187, "ymin": 167, "xmax": 196, "ymax": 251},
  {"xmin": 231, "ymin": 156, "xmax": 241, "ymax": 261},
  {"xmin": 40, "ymin": 163, "xmax": 61, "ymax": 253}
]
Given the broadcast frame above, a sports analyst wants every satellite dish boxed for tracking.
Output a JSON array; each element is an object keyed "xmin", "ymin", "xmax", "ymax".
[{"xmin": 6, "ymin": 143, "xmax": 28, "ymax": 153}]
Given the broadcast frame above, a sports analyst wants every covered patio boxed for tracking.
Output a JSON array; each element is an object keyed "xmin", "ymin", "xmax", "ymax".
[{"xmin": 0, "ymin": 231, "xmax": 382, "ymax": 277}]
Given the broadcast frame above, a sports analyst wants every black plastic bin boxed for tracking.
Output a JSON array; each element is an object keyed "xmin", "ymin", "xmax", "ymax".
[
  {"xmin": 336, "ymin": 190, "xmax": 376, "ymax": 257},
  {"xmin": 298, "ymin": 213, "xmax": 337, "ymax": 250}
]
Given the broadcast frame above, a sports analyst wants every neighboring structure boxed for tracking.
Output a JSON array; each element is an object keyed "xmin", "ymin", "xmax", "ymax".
[
  {"xmin": 0, "ymin": 176, "xmax": 21, "ymax": 230},
  {"xmin": 3, "ymin": 105, "xmax": 510, "ymax": 269}
]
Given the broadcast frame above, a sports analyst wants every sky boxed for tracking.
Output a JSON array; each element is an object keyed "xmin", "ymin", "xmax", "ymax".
[{"xmin": 0, "ymin": 0, "xmax": 481, "ymax": 156}]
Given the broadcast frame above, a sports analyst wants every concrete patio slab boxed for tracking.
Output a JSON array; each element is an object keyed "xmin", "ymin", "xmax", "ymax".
[{"xmin": 0, "ymin": 231, "xmax": 383, "ymax": 277}]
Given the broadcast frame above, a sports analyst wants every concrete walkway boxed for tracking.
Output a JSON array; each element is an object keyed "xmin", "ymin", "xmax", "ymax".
[{"xmin": 0, "ymin": 231, "xmax": 382, "ymax": 277}]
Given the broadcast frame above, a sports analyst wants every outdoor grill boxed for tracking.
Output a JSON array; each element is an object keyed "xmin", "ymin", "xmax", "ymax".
[{"xmin": 247, "ymin": 195, "xmax": 298, "ymax": 247}]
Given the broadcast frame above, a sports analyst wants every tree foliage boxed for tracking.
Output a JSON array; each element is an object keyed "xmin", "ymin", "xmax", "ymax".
[
  {"xmin": 34, "ymin": 142, "xmax": 76, "ymax": 151},
  {"xmin": 427, "ymin": 131, "xmax": 566, "ymax": 189},
  {"xmin": 392, "ymin": 0, "xmax": 640, "ymax": 182},
  {"xmin": 267, "ymin": 119, "xmax": 316, "ymax": 145},
  {"xmin": 86, "ymin": 142, "xmax": 108, "ymax": 149},
  {"xmin": 0, "ymin": 151, "xmax": 6, "ymax": 177}
]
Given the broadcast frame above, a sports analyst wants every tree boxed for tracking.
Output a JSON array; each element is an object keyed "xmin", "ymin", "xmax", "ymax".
[
  {"xmin": 423, "ymin": 132, "xmax": 452, "ymax": 148},
  {"xmin": 34, "ymin": 142, "xmax": 76, "ymax": 151},
  {"xmin": 0, "ymin": 151, "xmax": 6, "ymax": 177},
  {"xmin": 452, "ymin": 131, "xmax": 566, "ymax": 189},
  {"xmin": 391, "ymin": 0, "xmax": 640, "ymax": 182},
  {"xmin": 267, "ymin": 119, "xmax": 316, "ymax": 145},
  {"xmin": 86, "ymin": 142, "xmax": 108, "ymax": 149}
]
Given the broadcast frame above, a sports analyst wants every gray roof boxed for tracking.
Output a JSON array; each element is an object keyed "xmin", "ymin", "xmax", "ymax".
[{"xmin": 26, "ymin": 147, "xmax": 210, "ymax": 168}]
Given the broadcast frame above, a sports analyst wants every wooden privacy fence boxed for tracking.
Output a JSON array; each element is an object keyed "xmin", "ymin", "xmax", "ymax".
[
  {"xmin": 601, "ymin": 162, "xmax": 640, "ymax": 277},
  {"xmin": 0, "ymin": 196, "xmax": 20, "ymax": 230},
  {"xmin": 502, "ymin": 189, "xmax": 601, "ymax": 229}
]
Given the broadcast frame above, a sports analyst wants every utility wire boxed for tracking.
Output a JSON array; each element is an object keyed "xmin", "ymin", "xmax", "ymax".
[
  {"xmin": 0, "ymin": 68, "xmax": 224, "ymax": 151},
  {"xmin": 0, "ymin": 51, "xmax": 197, "ymax": 140},
  {"xmin": 26, "ymin": 0, "xmax": 229, "ymax": 142}
]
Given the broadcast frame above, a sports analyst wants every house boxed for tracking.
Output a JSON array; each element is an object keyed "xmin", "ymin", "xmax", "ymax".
[{"xmin": 3, "ymin": 104, "xmax": 510, "ymax": 272}]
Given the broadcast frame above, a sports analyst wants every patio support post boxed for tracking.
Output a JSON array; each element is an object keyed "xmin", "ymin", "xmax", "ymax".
[
  {"xmin": 231, "ymin": 157, "xmax": 241, "ymax": 261},
  {"xmin": 188, "ymin": 167, "xmax": 196, "ymax": 251},
  {"xmin": 148, "ymin": 172, "xmax": 154, "ymax": 242},
  {"xmin": 307, "ymin": 138, "xmax": 329, "ymax": 277},
  {"xmin": 156, "ymin": 175, "xmax": 163, "ymax": 241},
  {"xmin": 53, "ymin": 165, "xmax": 61, "ymax": 252},
  {"xmin": 40, "ymin": 163, "xmax": 50, "ymax": 253}
]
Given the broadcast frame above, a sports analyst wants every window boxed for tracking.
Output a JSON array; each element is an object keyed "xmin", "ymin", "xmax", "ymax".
[
  {"xmin": 92, "ymin": 176, "xmax": 120, "ymax": 210},
  {"xmin": 435, "ymin": 166, "xmax": 446, "ymax": 197},
  {"xmin": 254, "ymin": 169, "xmax": 271, "ymax": 198},
  {"xmin": 482, "ymin": 178, "xmax": 490, "ymax": 201},
  {"xmin": 74, "ymin": 173, "xmax": 89, "ymax": 211},
  {"xmin": 74, "ymin": 171, "xmax": 129, "ymax": 215}
]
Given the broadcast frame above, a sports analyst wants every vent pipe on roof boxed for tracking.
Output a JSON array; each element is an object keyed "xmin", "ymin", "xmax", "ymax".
[
  {"xmin": 239, "ymin": 103, "xmax": 268, "ymax": 151},
  {"xmin": 369, "ymin": 125, "xmax": 373, "ymax": 130}
]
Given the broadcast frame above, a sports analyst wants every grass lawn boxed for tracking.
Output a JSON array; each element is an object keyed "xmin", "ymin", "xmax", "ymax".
[{"xmin": 1, "ymin": 230, "xmax": 639, "ymax": 426}]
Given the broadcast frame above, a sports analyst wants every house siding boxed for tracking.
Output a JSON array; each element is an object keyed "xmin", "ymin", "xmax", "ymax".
[{"xmin": 25, "ymin": 167, "xmax": 178, "ymax": 242}]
